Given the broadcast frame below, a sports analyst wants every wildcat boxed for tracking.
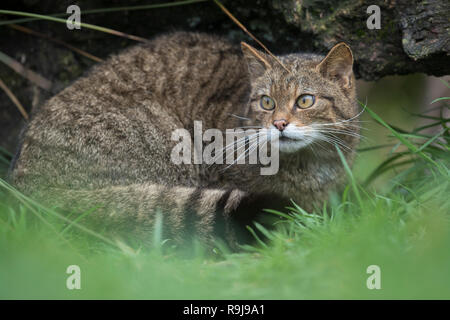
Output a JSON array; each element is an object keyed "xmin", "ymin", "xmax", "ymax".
[{"xmin": 9, "ymin": 32, "xmax": 360, "ymax": 249}]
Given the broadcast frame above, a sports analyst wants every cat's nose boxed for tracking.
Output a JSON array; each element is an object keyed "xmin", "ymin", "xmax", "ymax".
[{"xmin": 273, "ymin": 119, "xmax": 289, "ymax": 131}]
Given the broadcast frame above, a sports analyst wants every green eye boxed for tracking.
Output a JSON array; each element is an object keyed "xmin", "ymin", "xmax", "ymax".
[
  {"xmin": 296, "ymin": 94, "xmax": 315, "ymax": 109},
  {"xmin": 260, "ymin": 95, "xmax": 275, "ymax": 111}
]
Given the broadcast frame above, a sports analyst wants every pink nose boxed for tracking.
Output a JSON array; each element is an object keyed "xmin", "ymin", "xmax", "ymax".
[{"xmin": 273, "ymin": 119, "xmax": 288, "ymax": 131}]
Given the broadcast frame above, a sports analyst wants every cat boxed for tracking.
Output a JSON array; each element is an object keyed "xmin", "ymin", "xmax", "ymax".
[{"xmin": 9, "ymin": 32, "xmax": 360, "ymax": 249}]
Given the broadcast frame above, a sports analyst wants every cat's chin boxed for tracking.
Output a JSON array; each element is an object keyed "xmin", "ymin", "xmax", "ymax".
[
  {"xmin": 278, "ymin": 137, "xmax": 311, "ymax": 153},
  {"xmin": 269, "ymin": 125, "xmax": 317, "ymax": 153}
]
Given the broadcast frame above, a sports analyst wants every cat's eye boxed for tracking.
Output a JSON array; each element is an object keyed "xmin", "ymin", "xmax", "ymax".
[
  {"xmin": 260, "ymin": 95, "xmax": 275, "ymax": 111},
  {"xmin": 296, "ymin": 94, "xmax": 315, "ymax": 109}
]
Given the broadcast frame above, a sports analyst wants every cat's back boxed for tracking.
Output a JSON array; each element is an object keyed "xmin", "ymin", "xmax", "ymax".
[
  {"xmin": 12, "ymin": 32, "xmax": 248, "ymax": 191},
  {"xmin": 37, "ymin": 32, "xmax": 248, "ymax": 129},
  {"xmin": 137, "ymin": 32, "xmax": 250, "ymax": 127}
]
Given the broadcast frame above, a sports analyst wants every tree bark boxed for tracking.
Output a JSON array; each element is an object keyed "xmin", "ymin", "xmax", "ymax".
[{"xmin": 0, "ymin": 0, "xmax": 449, "ymax": 152}]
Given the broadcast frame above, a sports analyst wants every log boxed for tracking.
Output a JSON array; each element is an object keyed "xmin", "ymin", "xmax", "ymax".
[{"xmin": 0, "ymin": 0, "xmax": 448, "ymax": 152}]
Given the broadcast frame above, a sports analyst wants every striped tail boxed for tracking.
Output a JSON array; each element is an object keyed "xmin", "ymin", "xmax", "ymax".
[{"xmin": 38, "ymin": 184, "xmax": 248, "ymax": 249}]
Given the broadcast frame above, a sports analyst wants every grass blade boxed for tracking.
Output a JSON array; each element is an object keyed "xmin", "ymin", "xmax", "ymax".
[
  {"xmin": 0, "ymin": 10, "xmax": 149, "ymax": 43},
  {"xmin": 362, "ymin": 103, "xmax": 446, "ymax": 174},
  {"xmin": 0, "ymin": 0, "xmax": 208, "ymax": 26},
  {"xmin": 246, "ymin": 225, "xmax": 268, "ymax": 248},
  {"xmin": 335, "ymin": 145, "xmax": 363, "ymax": 208},
  {"xmin": 430, "ymin": 97, "xmax": 450, "ymax": 104}
]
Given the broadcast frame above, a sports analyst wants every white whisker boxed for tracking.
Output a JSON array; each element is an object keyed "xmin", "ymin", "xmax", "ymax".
[
  {"xmin": 313, "ymin": 133, "xmax": 352, "ymax": 151},
  {"xmin": 233, "ymin": 126, "xmax": 264, "ymax": 130},
  {"xmin": 228, "ymin": 113, "xmax": 251, "ymax": 121},
  {"xmin": 313, "ymin": 128, "xmax": 365, "ymax": 139},
  {"xmin": 207, "ymin": 132, "xmax": 258, "ymax": 166},
  {"xmin": 221, "ymin": 132, "xmax": 266, "ymax": 170}
]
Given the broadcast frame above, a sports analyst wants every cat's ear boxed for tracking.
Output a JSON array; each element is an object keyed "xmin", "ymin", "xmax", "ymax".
[
  {"xmin": 241, "ymin": 42, "xmax": 272, "ymax": 79},
  {"xmin": 316, "ymin": 43, "xmax": 354, "ymax": 90}
]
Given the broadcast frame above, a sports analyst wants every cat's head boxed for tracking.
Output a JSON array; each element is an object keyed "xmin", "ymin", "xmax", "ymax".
[{"xmin": 241, "ymin": 42, "xmax": 359, "ymax": 154}]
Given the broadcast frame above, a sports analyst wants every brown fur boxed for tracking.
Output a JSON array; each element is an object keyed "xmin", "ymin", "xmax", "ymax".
[{"xmin": 10, "ymin": 32, "xmax": 360, "ymax": 249}]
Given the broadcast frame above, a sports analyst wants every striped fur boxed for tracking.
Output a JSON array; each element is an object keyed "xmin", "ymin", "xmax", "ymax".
[{"xmin": 10, "ymin": 32, "xmax": 360, "ymax": 249}]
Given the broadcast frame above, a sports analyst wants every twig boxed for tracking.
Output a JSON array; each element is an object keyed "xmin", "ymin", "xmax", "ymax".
[
  {"xmin": 212, "ymin": 0, "xmax": 291, "ymax": 74},
  {"xmin": 0, "ymin": 77, "xmax": 29, "ymax": 120},
  {"xmin": 8, "ymin": 24, "xmax": 103, "ymax": 63},
  {"xmin": 0, "ymin": 51, "xmax": 52, "ymax": 91}
]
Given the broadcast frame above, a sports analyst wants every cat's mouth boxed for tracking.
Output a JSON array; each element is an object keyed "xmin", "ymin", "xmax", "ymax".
[
  {"xmin": 262, "ymin": 125, "xmax": 317, "ymax": 153},
  {"xmin": 278, "ymin": 135, "xmax": 299, "ymax": 144},
  {"xmin": 279, "ymin": 135, "xmax": 291, "ymax": 142},
  {"xmin": 279, "ymin": 130, "xmax": 305, "ymax": 142}
]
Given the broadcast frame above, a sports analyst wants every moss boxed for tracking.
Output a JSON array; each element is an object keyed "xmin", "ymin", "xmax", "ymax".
[
  {"xmin": 57, "ymin": 51, "xmax": 83, "ymax": 83},
  {"xmin": 355, "ymin": 29, "xmax": 366, "ymax": 39}
]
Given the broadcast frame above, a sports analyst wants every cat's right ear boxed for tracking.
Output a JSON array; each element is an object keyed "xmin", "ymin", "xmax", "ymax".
[
  {"xmin": 241, "ymin": 42, "xmax": 272, "ymax": 79},
  {"xmin": 316, "ymin": 42, "xmax": 354, "ymax": 90}
]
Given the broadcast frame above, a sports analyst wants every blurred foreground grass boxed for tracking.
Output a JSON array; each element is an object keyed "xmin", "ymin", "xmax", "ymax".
[{"xmin": 0, "ymin": 78, "xmax": 448, "ymax": 299}]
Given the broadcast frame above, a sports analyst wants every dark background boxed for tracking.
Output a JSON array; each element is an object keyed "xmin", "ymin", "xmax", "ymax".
[{"xmin": 0, "ymin": 0, "xmax": 449, "ymax": 153}]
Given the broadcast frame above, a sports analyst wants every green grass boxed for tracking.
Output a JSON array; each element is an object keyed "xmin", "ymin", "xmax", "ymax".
[{"xmin": 0, "ymin": 97, "xmax": 449, "ymax": 299}]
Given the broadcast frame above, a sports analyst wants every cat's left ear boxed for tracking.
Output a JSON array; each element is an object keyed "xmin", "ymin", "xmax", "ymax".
[
  {"xmin": 316, "ymin": 43, "xmax": 354, "ymax": 90},
  {"xmin": 241, "ymin": 42, "xmax": 272, "ymax": 79}
]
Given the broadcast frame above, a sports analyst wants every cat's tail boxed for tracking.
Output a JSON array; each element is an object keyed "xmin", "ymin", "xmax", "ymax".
[{"xmin": 37, "ymin": 184, "xmax": 247, "ymax": 249}]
